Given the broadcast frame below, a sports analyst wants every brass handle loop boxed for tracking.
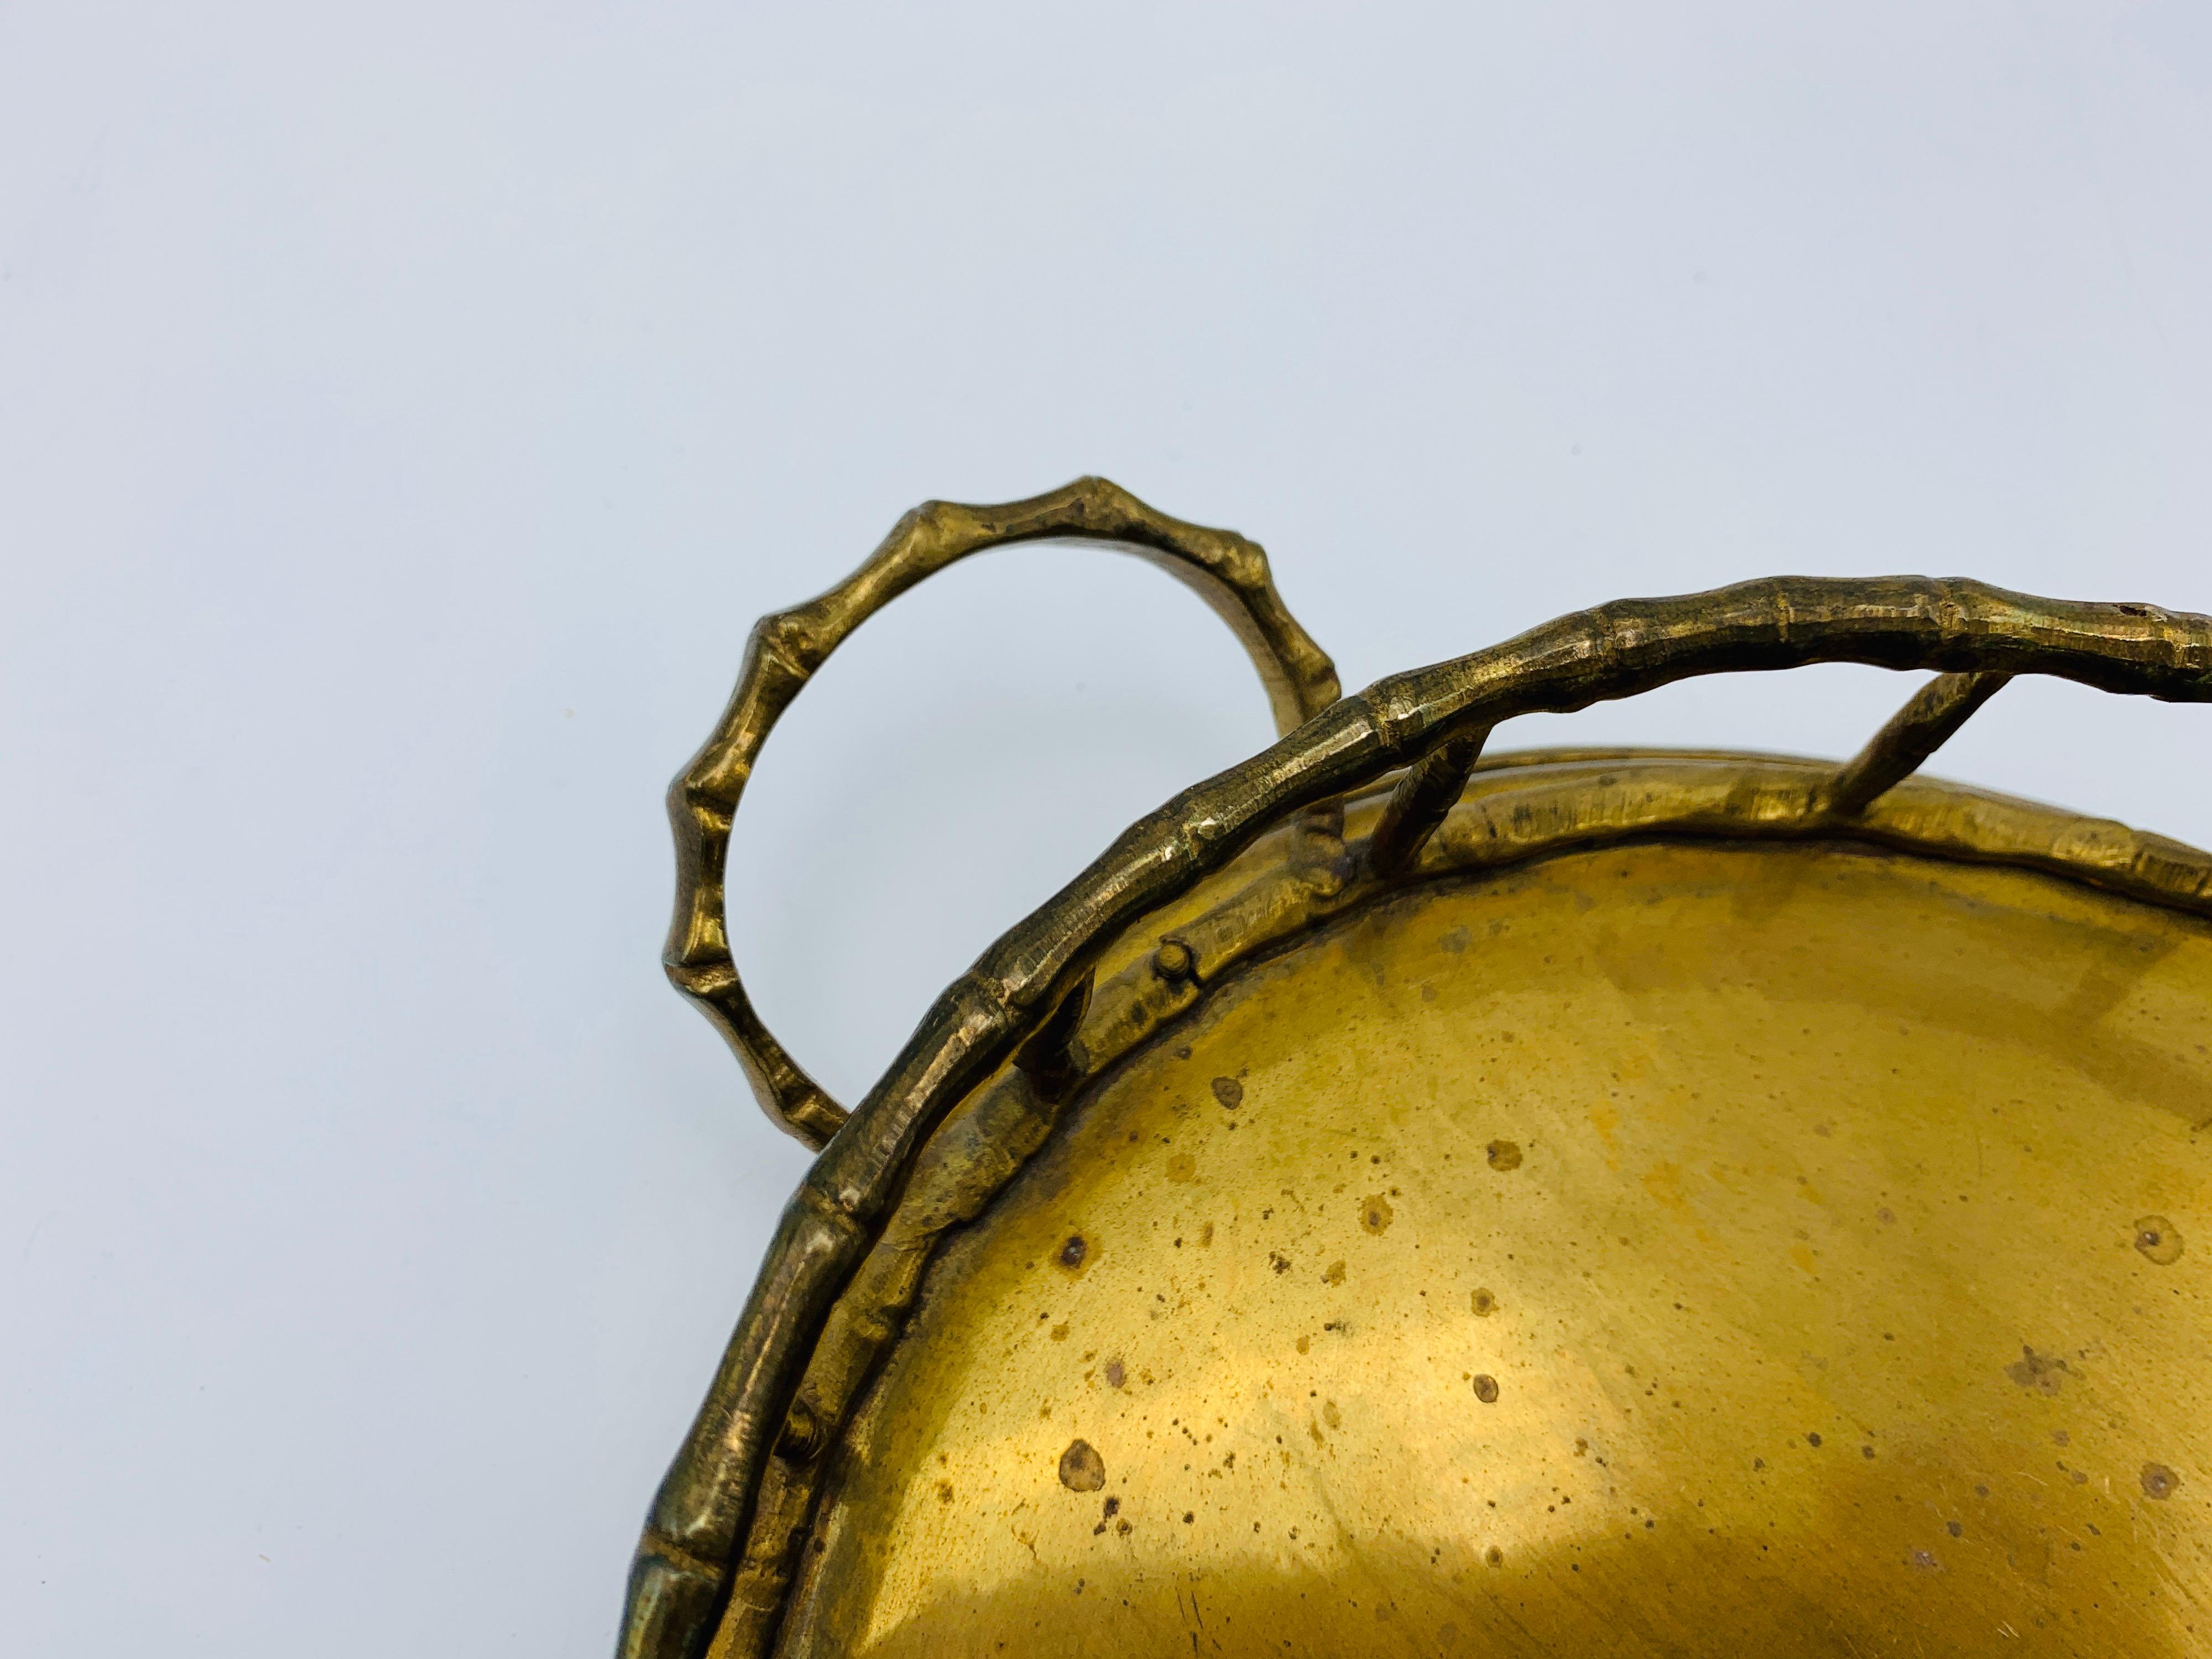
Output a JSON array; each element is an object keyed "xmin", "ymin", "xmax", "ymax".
[{"xmin": 664, "ymin": 477, "xmax": 1342, "ymax": 1150}]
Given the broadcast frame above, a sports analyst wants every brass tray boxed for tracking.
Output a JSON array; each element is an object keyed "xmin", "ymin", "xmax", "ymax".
[{"xmin": 618, "ymin": 481, "xmax": 2212, "ymax": 1658}]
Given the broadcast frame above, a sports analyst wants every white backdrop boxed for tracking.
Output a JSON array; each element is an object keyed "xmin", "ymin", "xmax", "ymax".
[{"xmin": 4, "ymin": 4, "xmax": 2209, "ymax": 1653}]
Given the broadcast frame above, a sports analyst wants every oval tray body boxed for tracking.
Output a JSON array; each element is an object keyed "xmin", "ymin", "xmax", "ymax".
[{"xmin": 770, "ymin": 766, "xmax": 2212, "ymax": 1658}]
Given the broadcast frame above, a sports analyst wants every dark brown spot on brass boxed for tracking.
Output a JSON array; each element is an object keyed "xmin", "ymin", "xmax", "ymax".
[
  {"xmin": 2135, "ymin": 1215, "xmax": 2184, "ymax": 1265},
  {"xmin": 1471, "ymin": 1288, "xmax": 1497, "ymax": 1316},
  {"xmin": 1359, "ymin": 1194, "xmax": 1395, "ymax": 1235},
  {"xmin": 1473, "ymin": 1374, "xmax": 1500, "ymax": 1404},
  {"xmin": 1806, "ymin": 1432, "xmax": 1822, "ymax": 1447},
  {"xmin": 2141, "ymin": 1462, "xmax": 2181, "ymax": 1500},
  {"xmin": 1484, "ymin": 1545, "xmax": 1504, "ymax": 1566},
  {"xmin": 1058, "ymin": 1235, "xmax": 1088, "ymax": 1270},
  {"xmin": 2005, "ymin": 1345, "xmax": 2070, "ymax": 1395},
  {"xmin": 1486, "ymin": 1140, "xmax": 1523, "ymax": 1171},
  {"xmin": 1102, "ymin": 1496, "xmax": 1119, "ymax": 1519},
  {"xmin": 1103, "ymin": 1358, "xmax": 1126, "ymax": 1389},
  {"xmin": 1211, "ymin": 1076, "xmax": 1243, "ymax": 1109},
  {"xmin": 1946, "ymin": 1521, "xmax": 1963, "ymax": 1537},
  {"xmin": 936, "ymin": 1480, "xmax": 953, "ymax": 1503},
  {"xmin": 1058, "ymin": 1439, "xmax": 1106, "ymax": 1493}
]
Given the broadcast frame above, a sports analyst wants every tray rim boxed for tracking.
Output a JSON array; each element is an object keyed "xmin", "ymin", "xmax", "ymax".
[{"xmin": 703, "ymin": 746, "xmax": 2212, "ymax": 1657}]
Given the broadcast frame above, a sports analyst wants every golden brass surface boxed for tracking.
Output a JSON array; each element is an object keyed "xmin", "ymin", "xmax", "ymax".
[
  {"xmin": 783, "ymin": 839, "xmax": 2212, "ymax": 1658},
  {"xmin": 620, "ymin": 481, "xmax": 2212, "ymax": 1658}
]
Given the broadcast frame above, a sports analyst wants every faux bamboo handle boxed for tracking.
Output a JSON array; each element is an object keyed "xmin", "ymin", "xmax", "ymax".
[{"xmin": 663, "ymin": 477, "xmax": 1342, "ymax": 1149}]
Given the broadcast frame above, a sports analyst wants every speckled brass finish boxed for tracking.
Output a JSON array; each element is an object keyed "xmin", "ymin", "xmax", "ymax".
[
  {"xmin": 780, "ymin": 834, "xmax": 2212, "ymax": 1658},
  {"xmin": 619, "ymin": 482, "xmax": 2212, "ymax": 1659}
]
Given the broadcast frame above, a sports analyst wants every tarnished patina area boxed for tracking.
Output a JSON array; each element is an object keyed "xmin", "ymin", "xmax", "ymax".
[
  {"xmin": 778, "ymin": 836, "xmax": 2212, "ymax": 1657},
  {"xmin": 689, "ymin": 759, "xmax": 2212, "ymax": 1657}
]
